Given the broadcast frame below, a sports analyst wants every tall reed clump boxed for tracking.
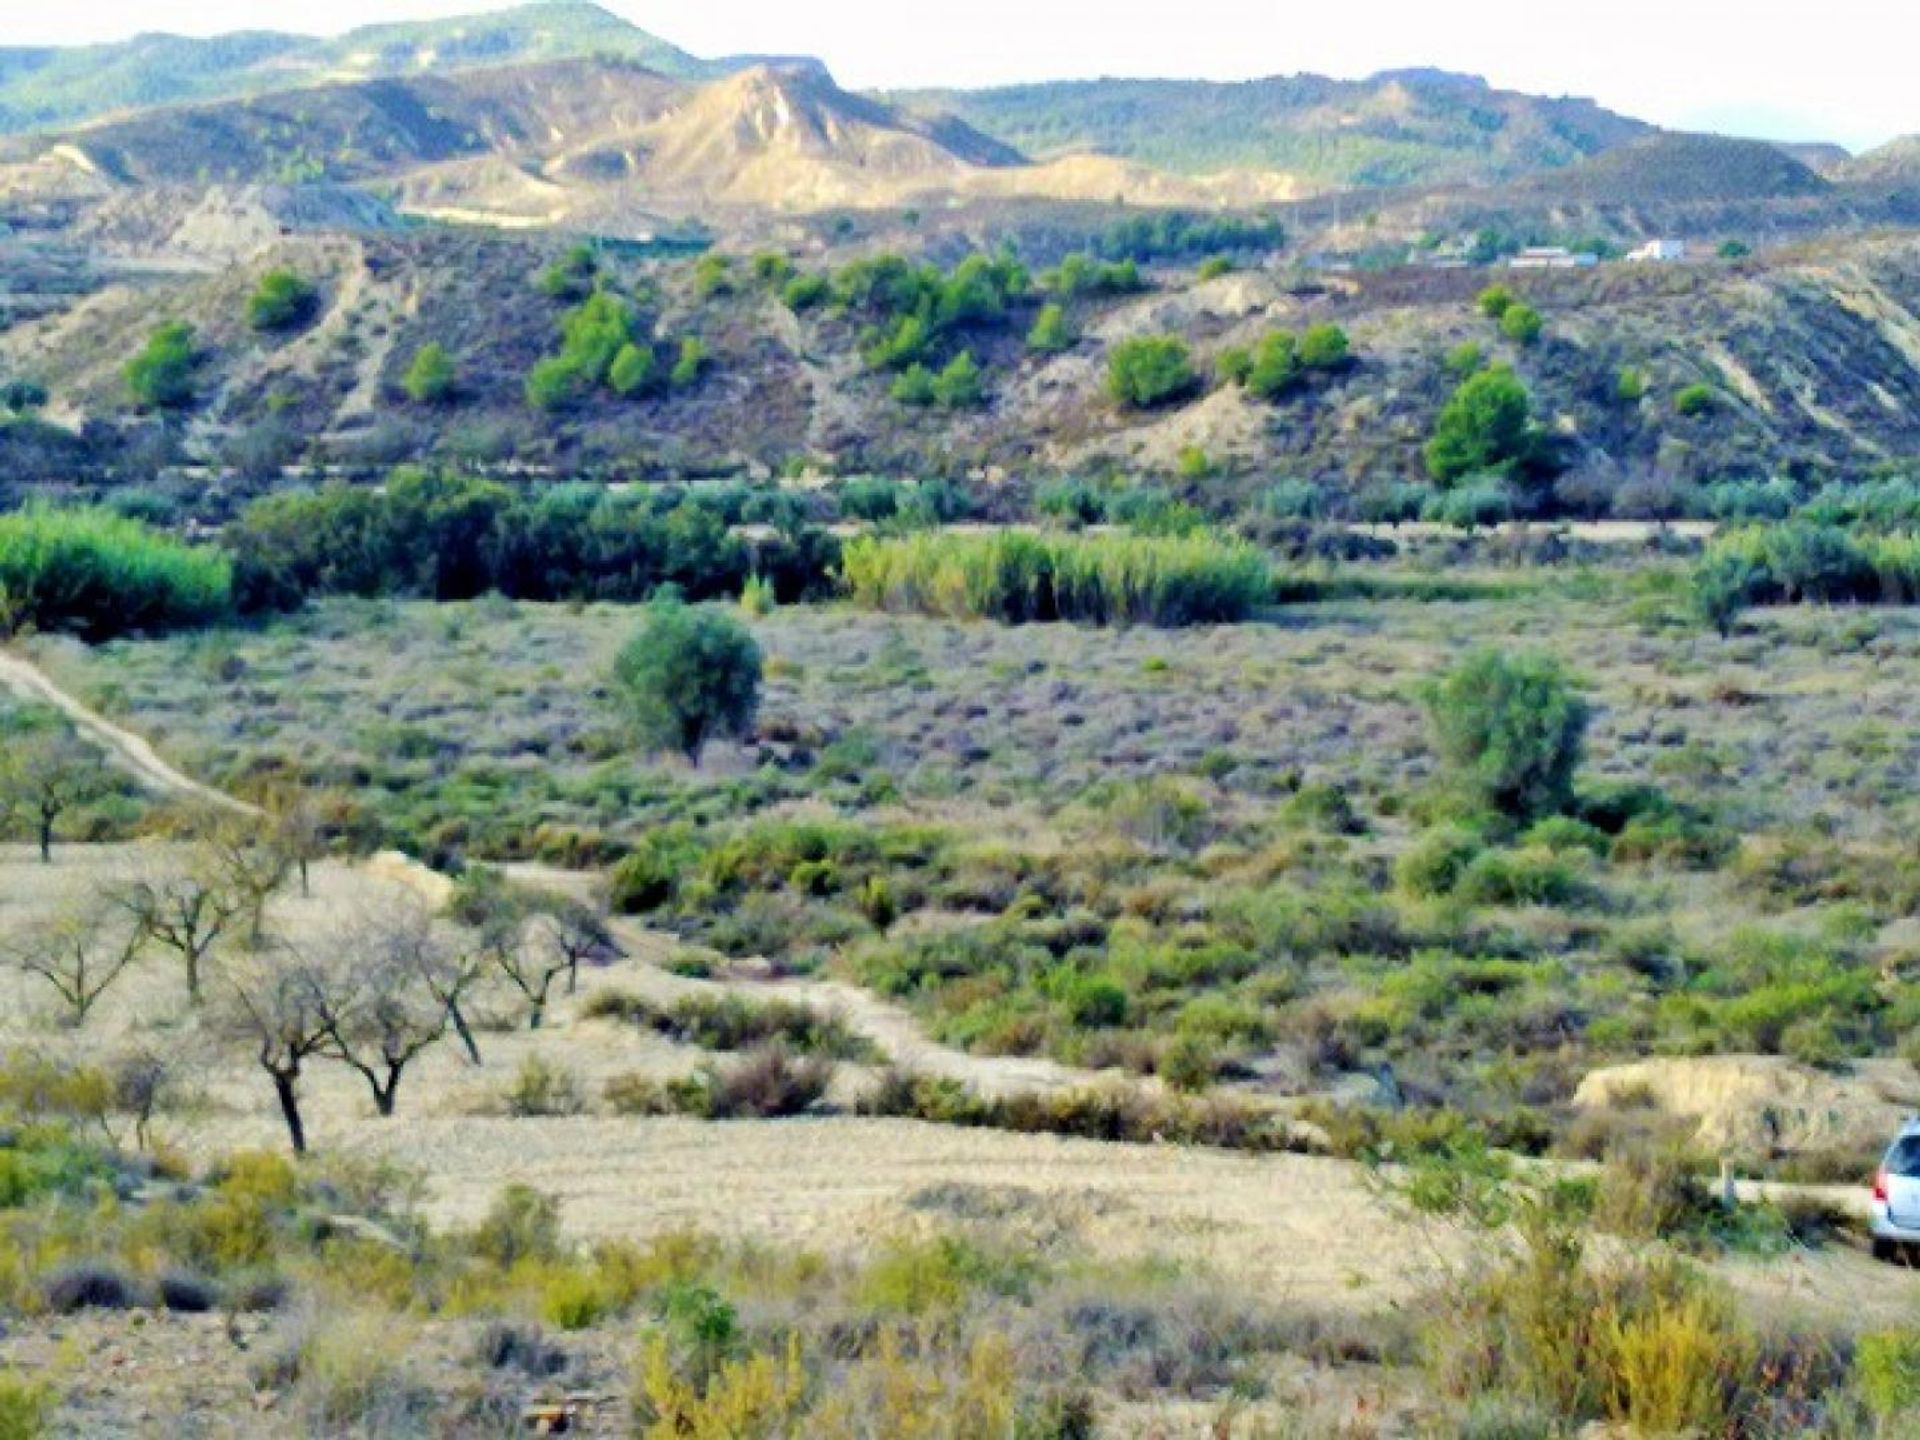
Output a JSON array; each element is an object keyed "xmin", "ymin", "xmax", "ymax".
[
  {"xmin": 0, "ymin": 506, "xmax": 231, "ymax": 640},
  {"xmin": 839, "ymin": 530, "xmax": 1271, "ymax": 626}
]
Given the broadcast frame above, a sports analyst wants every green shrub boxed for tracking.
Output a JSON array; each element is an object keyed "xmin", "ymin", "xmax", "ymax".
[
  {"xmin": 1424, "ymin": 649, "xmax": 1588, "ymax": 822},
  {"xmin": 1026, "ymin": 303, "xmax": 1074, "ymax": 353},
  {"xmin": 1396, "ymin": 825, "xmax": 1485, "ymax": 897},
  {"xmin": 1476, "ymin": 285, "xmax": 1515, "ymax": 319},
  {"xmin": 536, "ymin": 245, "xmax": 598, "ymax": 300},
  {"xmin": 608, "ymin": 342, "xmax": 658, "ymax": 397},
  {"xmin": 471, "ymin": 1184, "xmax": 564, "ymax": 1268},
  {"xmin": 1107, "ymin": 336, "xmax": 1198, "ymax": 409},
  {"xmin": 1856, "ymin": 1330, "xmax": 1920, "ymax": 1420},
  {"xmin": 124, "ymin": 321, "xmax": 198, "ymax": 410},
  {"xmin": 670, "ymin": 337, "xmax": 710, "ymax": 389},
  {"xmin": 1298, "ymin": 323, "xmax": 1352, "ymax": 369},
  {"xmin": 891, "ymin": 364, "xmax": 936, "ymax": 406},
  {"xmin": 0, "ymin": 505, "xmax": 231, "ymax": 639},
  {"xmin": 1674, "ymin": 384, "xmax": 1717, "ymax": 417},
  {"xmin": 504, "ymin": 1057, "xmax": 584, "ymax": 1118},
  {"xmin": 1454, "ymin": 847, "xmax": 1581, "ymax": 907},
  {"xmin": 1444, "ymin": 341, "xmax": 1485, "ymax": 377},
  {"xmin": 781, "ymin": 274, "xmax": 829, "ymax": 311},
  {"xmin": 1242, "ymin": 332, "xmax": 1301, "ymax": 399},
  {"xmin": 1499, "ymin": 304, "xmax": 1544, "ymax": 345},
  {"xmin": 1063, "ymin": 976, "xmax": 1130, "ymax": 1028},
  {"xmin": 839, "ymin": 530, "xmax": 1270, "ymax": 627},
  {"xmin": 612, "ymin": 600, "xmax": 763, "ymax": 765},
  {"xmin": 245, "ymin": 269, "xmax": 319, "ymax": 333},
  {"xmin": 401, "ymin": 343, "xmax": 457, "ymax": 404},
  {"xmin": 931, "ymin": 351, "xmax": 985, "ymax": 409},
  {"xmin": 0, "ymin": 1372, "xmax": 53, "ymax": 1440}
]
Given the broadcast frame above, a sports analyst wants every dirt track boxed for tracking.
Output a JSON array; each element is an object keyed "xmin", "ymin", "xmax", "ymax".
[{"xmin": 0, "ymin": 647, "xmax": 257, "ymax": 815}]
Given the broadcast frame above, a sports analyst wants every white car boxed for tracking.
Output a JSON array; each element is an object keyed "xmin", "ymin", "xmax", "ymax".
[{"xmin": 1871, "ymin": 1120, "xmax": 1920, "ymax": 1260}]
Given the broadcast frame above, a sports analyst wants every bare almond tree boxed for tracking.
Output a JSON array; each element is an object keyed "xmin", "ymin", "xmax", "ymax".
[
  {"xmin": 112, "ymin": 851, "xmax": 245, "ymax": 1005},
  {"xmin": 8, "ymin": 902, "xmax": 148, "ymax": 1025},
  {"xmin": 451, "ymin": 869, "xmax": 574, "ymax": 1031},
  {"xmin": 214, "ymin": 946, "xmax": 330, "ymax": 1155},
  {"xmin": 536, "ymin": 898, "xmax": 622, "ymax": 996},
  {"xmin": 308, "ymin": 904, "xmax": 455, "ymax": 1117},
  {"xmin": 202, "ymin": 815, "xmax": 292, "ymax": 947},
  {"xmin": 263, "ymin": 785, "xmax": 335, "ymax": 900}
]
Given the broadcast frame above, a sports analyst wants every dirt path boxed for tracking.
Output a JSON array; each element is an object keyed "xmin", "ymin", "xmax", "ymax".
[
  {"xmin": 502, "ymin": 861, "xmax": 1094, "ymax": 1099},
  {"xmin": 0, "ymin": 648, "xmax": 259, "ymax": 816}
]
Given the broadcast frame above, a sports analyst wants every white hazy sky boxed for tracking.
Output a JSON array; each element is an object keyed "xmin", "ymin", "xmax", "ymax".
[{"xmin": 5, "ymin": 0, "xmax": 1917, "ymax": 151}]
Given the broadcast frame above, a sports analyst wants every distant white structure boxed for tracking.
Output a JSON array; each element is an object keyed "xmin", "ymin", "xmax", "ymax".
[
  {"xmin": 1626, "ymin": 239, "xmax": 1689, "ymax": 263},
  {"xmin": 1510, "ymin": 247, "xmax": 1600, "ymax": 270}
]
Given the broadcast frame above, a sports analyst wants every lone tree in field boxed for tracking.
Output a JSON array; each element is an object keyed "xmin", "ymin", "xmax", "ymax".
[
  {"xmin": 1424, "ymin": 649, "xmax": 1588, "ymax": 824},
  {"xmin": 113, "ymin": 851, "xmax": 246, "ymax": 1005},
  {"xmin": 216, "ymin": 946, "xmax": 330, "ymax": 1155},
  {"xmin": 450, "ymin": 869, "xmax": 575, "ymax": 1030},
  {"xmin": 9, "ymin": 903, "xmax": 148, "ymax": 1026},
  {"xmin": 202, "ymin": 813, "xmax": 294, "ymax": 946},
  {"xmin": 308, "ymin": 903, "xmax": 455, "ymax": 1117},
  {"xmin": 1, "ymin": 732, "xmax": 108, "ymax": 864},
  {"xmin": 613, "ymin": 599, "xmax": 763, "ymax": 766}
]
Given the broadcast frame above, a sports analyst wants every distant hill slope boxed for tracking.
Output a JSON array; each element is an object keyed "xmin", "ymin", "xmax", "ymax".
[
  {"xmin": 1524, "ymin": 132, "xmax": 1830, "ymax": 203},
  {"xmin": 58, "ymin": 59, "xmax": 689, "ymax": 185},
  {"xmin": 1843, "ymin": 136, "xmax": 1920, "ymax": 185},
  {"xmin": 885, "ymin": 69, "xmax": 1653, "ymax": 188},
  {"xmin": 0, "ymin": 2, "xmax": 764, "ymax": 134},
  {"xmin": 26, "ymin": 57, "xmax": 1307, "ymax": 218}
]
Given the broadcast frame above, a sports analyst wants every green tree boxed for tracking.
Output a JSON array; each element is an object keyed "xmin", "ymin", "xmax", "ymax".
[
  {"xmin": 401, "ymin": 343, "xmax": 457, "ymax": 404},
  {"xmin": 693, "ymin": 254, "xmax": 736, "ymax": 299},
  {"xmin": 670, "ymin": 337, "xmax": 710, "ymax": 389},
  {"xmin": 1476, "ymin": 284, "xmax": 1516, "ymax": 319},
  {"xmin": 781, "ymin": 274, "xmax": 830, "ymax": 311},
  {"xmin": 1674, "ymin": 384, "xmax": 1717, "ymax": 417},
  {"xmin": 1425, "ymin": 365, "xmax": 1541, "ymax": 484},
  {"xmin": 526, "ymin": 356, "xmax": 589, "ymax": 412},
  {"xmin": 609, "ymin": 343, "xmax": 659, "ymax": 397},
  {"xmin": 1244, "ymin": 332, "xmax": 1302, "ymax": 399},
  {"xmin": 1026, "ymin": 302, "xmax": 1075, "ymax": 354},
  {"xmin": 1691, "ymin": 551, "xmax": 1757, "ymax": 638},
  {"xmin": 124, "ymin": 322, "xmax": 198, "ymax": 411},
  {"xmin": 1499, "ymin": 304, "xmax": 1544, "ymax": 345},
  {"xmin": 1443, "ymin": 341, "xmax": 1486, "ymax": 377},
  {"xmin": 245, "ymin": 269, "xmax": 319, "ymax": 333},
  {"xmin": 931, "ymin": 351, "xmax": 985, "ymax": 409},
  {"xmin": 1424, "ymin": 649, "xmax": 1588, "ymax": 823},
  {"xmin": 612, "ymin": 601, "xmax": 763, "ymax": 766},
  {"xmin": 891, "ymin": 364, "xmax": 936, "ymax": 407},
  {"xmin": 1298, "ymin": 323, "xmax": 1352, "ymax": 370},
  {"xmin": 1107, "ymin": 336, "xmax": 1198, "ymax": 410},
  {"xmin": 536, "ymin": 245, "xmax": 599, "ymax": 300}
]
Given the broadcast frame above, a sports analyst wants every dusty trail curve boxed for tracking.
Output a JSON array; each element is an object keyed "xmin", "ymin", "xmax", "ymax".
[{"xmin": 0, "ymin": 648, "xmax": 260, "ymax": 816}]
